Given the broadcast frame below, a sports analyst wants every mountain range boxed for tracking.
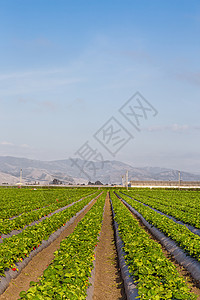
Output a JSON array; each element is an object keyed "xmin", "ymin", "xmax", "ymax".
[{"xmin": 0, "ymin": 156, "xmax": 200, "ymax": 185}]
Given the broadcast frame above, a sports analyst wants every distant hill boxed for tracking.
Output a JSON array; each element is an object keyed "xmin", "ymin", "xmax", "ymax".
[{"xmin": 0, "ymin": 156, "xmax": 200, "ymax": 185}]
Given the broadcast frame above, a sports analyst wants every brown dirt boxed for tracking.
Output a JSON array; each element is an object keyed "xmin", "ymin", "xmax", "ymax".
[
  {"xmin": 122, "ymin": 199, "xmax": 200, "ymax": 299},
  {"xmin": 93, "ymin": 193, "xmax": 126, "ymax": 300},
  {"xmin": 0, "ymin": 197, "xmax": 98, "ymax": 300}
]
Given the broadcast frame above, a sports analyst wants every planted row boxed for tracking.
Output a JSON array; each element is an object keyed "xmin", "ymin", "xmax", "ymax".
[
  {"xmin": 123, "ymin": 188, "xmax": 200, "ymax": 211},
  {"xmin": 0, "ymin": 192, "xmax": 101, "ymax": 277},
  {"xmin": 0, "ymin": 187, "xmax": 96, "ymax": 219},
  {"xmin": 120, "ymin": 190, "xmax": 200, "ymax": 228},
  {"xmin": 111, "ymin": 192, "xmax": 196, "ymax": 300},
  {"xmin": 119, "ymin": 193, "xmax": 200, "ymax": 263},
  {"xmin": 19, "ymin": 192, "xmax": 106, "ymax": 299},
  {"xmin": 0, "ymin": 191, "xmax": 97, "ymax": 235}
]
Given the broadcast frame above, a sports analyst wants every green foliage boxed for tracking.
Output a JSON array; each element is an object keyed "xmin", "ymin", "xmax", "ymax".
[
  {"xmin": 110, "ymin": 191, "xmax": 197, "ymax": 300},
  {"xmin": 0, "ymin": 190, "xmax": 101, "ymax": 276},
  {"xmin": 19, "ymin": 193, "xmax": 105, "ymax": 299},
  {"xmin": 0, "ymin": 188, "xmax": 97, "ymax": 234},
  {"xmin": 121, "ymin": 189, "xmax": 200, "ymax": 228},
  {"xmin": 119, "ymin": 192, "xmax": 200, "ymax": 263}
]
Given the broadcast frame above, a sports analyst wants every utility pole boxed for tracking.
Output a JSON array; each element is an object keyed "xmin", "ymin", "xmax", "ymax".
[
  {"xmin": 178, "ymin": 171, "xmax": 181, "ymax": 190},
  {"xmin": 17, "ymin": 168, "xmax": 23, "ymax": 188},
  {"xmin": 126, "ymin": 170, "xmax": 128, "ymax": 191},
  {"xmin": 20, "ymin": 168, "xmax": 22, "ymax": 184}
]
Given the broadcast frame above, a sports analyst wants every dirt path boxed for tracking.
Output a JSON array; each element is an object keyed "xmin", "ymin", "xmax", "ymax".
[
  {"xmin": 93, "ymin": 193, "xmax": 126, "ymax": 300},
  {"xmin": 0, "ymin": 197, "xmax": 98, "ymax": 300}
]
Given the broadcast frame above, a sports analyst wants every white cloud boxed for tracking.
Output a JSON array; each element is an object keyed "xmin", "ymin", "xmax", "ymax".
[
  {"xmin": 0, "ymin": 69, "xmax": 64, "ymax": 81},
  {"xmin": 0, "ymin": 142, "xmax": 31, "ymax": 148},
  {"xmin": 145, "ymin": 124, "xmax": 199, "ymax": 133},
  {"xmin": 17, "ymin": 98, "xmax": 56, "ymax": 112},
  {"xmin": 0, "ymin": 69, "xmax": 84, "ymax": 96},
  {"xmin": 20, "ymin": 144, "xmax": 30, "ymax": 148},
  {"xmin": 0, "ymin": 141, "xmax": 14, "ymax": 146}
]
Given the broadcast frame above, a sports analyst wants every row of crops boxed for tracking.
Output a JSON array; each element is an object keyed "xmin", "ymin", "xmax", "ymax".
[
  {"xmin": 0, "ymin": 187, "xmax": 200, "ymax": 299},
  {"xmin": 0, "ymin": 187, "xmax": 97, "ymax": 219},
  {"xmin": 0, "ymin": 193, "xmax": 101, "ymax": 276},
  {"xmin": 120, "ymin": 188, "xmax": 200, "ymax": 228},
  {"xmin": 118, "ymin": 190, "xmax": 200, "ymax": 262},
  {"xmin": 0, "ymin": 188, "xmax": 99, "ymax": 277},
  {"xmin": 19, "ymin": 192, "xmax": 106, "ymax": 299},
  {"xmin": 110, "ymin": 191, "xmax": 197, "ymax": 299},
  {"xmin": 0, "ymin": 189, "xmax": 97, "ymax": 236}
]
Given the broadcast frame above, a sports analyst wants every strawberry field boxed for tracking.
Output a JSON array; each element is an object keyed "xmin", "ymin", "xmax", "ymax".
[{"xmin": 0, "ymin": 186, "xmax": 200, "ymax": 299}]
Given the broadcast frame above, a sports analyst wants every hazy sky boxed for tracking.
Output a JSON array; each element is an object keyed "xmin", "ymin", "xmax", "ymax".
[{"xmin": 0, "ymin": 0, "xmax": 200, "ymax": 174}]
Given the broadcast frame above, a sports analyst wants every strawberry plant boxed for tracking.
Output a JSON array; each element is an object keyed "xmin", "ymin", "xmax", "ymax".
[
  {"xmin": 110, "ymin": 191, "xmax": 197, "ymax": 300},
  {"xmin": 19, "ymin": 192, "xmax": 106, "ymax": 299},
  {"xmin": 121, "ymin": 189, "xmax": 200, "ymax": 228},
  {"xmin": 0, "ymin": 187, "xmax": 97, "ymax": 219},
  {"xmin": 118, "ymin": 192, "xmax": 200, "ymax": 263},
  {"xmin": 0, "ymin": 191, "xmax": 101, "ymax": 276},
  {"xmin": 0, "ymin": 189, "xmax": 97, "ymax": 235}
]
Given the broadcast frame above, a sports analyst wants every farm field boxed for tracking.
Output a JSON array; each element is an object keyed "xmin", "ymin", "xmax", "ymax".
[{"xmin": 0, "ymin": 187, "xmax": 200, "ymax": 299}]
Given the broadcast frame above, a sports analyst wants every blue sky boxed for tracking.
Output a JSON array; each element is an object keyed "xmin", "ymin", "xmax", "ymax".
[{"xmin": 0, "ymin": 0, "xmax": 200, "ymax": 174}]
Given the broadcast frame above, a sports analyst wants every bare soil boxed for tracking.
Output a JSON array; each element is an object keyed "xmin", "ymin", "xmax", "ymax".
[
  {"xmin": 0, "ymin": 197, "xmax": 98, "ymax": 300},
  {"xmin": 93, "ymin": 193, "xmax": 126, "ymax": 300}
]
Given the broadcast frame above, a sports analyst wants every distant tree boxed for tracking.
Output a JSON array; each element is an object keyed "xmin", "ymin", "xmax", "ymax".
[
  {"xmin": 52, "ymin": 179, "xmax": 62, "ymax": 185},
  {"xmin": 88, "ymin": 181, "xmax": 94, "ymax": 185},
  {"xmin": 95, "ymin": 180, "xmax": 103, "ymax": 185}
]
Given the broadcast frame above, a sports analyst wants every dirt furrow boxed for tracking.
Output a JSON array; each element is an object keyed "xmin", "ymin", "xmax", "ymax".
[{"xmin": 93, "ymin": 193, "xmax": 126, "ymax": 300}]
